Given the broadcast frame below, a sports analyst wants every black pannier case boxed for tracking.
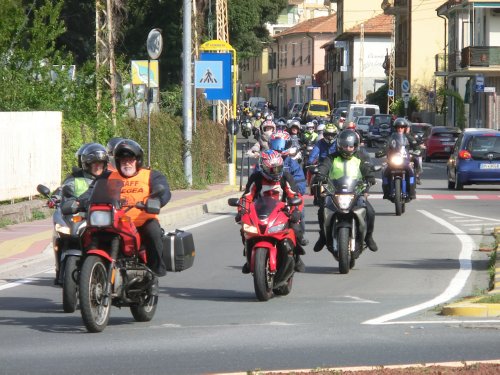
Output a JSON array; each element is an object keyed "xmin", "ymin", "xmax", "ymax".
[{"xmin": 162, "ymin": 229, "xmax": 195, "ymax": 272}]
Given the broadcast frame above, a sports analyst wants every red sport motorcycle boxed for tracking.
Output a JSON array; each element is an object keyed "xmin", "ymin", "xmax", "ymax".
[
  {"xmin": 78, "ymin": 178, "xmax": 165, "ymax": 333},
  {"xmin": 228, "ymin": 195, "xmax": 302, "ymax": 301}
]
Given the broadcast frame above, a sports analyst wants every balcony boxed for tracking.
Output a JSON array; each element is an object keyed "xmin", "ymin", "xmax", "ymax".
[
  {"xmin": 381, "ymin": 0, "xmax": 408, "ymax": 16},
  {"xmin": 461, "ymin": 46, "xmax": 500, "ymax": 68}
]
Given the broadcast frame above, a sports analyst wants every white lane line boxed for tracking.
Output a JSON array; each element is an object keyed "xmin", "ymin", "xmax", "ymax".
[
  {"xmin": 179, "ymin": 214, "xmax": 231, "ymax": 231},
  {"xmin": 1, "ymin": 215, "xmax": 233, "ymax": 292},
  {"xmin": 0, "ymin": 277, "xmax": 45, "ymax": 291},
  {"xmin": 363, "ymin": 209, "xmax": 474, "ymax": 325},
  {"xmin": 443, "ymin": 209, "xmax": 500, "ymax": 222}
]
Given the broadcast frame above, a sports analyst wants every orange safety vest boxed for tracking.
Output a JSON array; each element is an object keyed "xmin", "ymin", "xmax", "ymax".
[{"xmin": 109, "ymin": 168, "xmax": 158, "ymax": 227}]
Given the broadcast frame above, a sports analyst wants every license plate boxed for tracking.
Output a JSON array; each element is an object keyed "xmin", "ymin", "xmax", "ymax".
[
  {"xmin": 442, "ymin": 142, "xmax": 455, "ymax": 146},
  {"xmin": 480, "ymin": 163, "xmax": 500, "ymax": 169}
]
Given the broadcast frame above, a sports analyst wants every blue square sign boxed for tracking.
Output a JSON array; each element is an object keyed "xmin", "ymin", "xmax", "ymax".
[
  {"xmin": 195, "ymin": 60, "xmax": 223, "ymax": 89},
  {"xmin": 196, "ymin": 52, "xmax": 232, "ymax": 100}
]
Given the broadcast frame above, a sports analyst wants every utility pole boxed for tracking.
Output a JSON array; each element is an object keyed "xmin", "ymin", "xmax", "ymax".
[
  {"xmin": 183, "ymin": 0, "xmax": 193, "ymax": 186},
  {"xmin": 387, "ymin": 16, "xmax": 395, "ymax": 114},
  {"xmin": 95, "ymin": 0, "xmax": 118, "ymax": 127},
  {"xmin": 356, "ymin": 24, "xmax": 365, "ymax": 104}
]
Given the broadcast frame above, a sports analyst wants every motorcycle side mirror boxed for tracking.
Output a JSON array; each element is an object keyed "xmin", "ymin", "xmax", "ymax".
[
  {"xmin": 288, "ymin": 197, "xmax": 302, "ymax": 207},
  {"xmin": 61, "ymin": 200, "xmax": 79, "ymax": 215},
  {"xmin": 149, "ymin": 185, "xmax": 166, "ymax": 199},
  {"xmin": 37, "ymin": 184, "xmax": 51, "ymax": 197},
  {"xmin": 228, "ymin": 198, "xmax": 240, "ymax": 207},
  {"xmin": 143, "ymin": 198, "xmax": 161, "ymax": 214}
]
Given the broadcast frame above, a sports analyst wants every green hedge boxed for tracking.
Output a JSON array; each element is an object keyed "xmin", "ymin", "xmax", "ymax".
[{"xmin": 61, "ymin": 111, "xmax": 228, "ymax": 190}]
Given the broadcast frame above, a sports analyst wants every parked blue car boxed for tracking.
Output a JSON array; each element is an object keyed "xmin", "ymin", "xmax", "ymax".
[{"xmin": 447, "ymin": 128, "xmax": 500, "ymax": 190}]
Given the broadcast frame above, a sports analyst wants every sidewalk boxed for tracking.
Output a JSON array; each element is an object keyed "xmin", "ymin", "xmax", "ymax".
[{"xmin": 0, "ymin": 183, "xmax": 242, "ymax": 273}]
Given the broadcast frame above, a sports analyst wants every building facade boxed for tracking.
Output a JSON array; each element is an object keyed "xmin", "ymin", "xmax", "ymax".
[{"xmin": 437, "ymin": 0, "xmax": 500, "ymax": 129}]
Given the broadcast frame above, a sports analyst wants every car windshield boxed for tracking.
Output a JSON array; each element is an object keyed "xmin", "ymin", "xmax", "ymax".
[
  {"xmin": 374, "ymin": 116, "xmax": 392, "ymax": 125},
  {"xmin": 310, "ymin": 104, "xmax": 328, "ymax": 112},
  {"xmin": 433, "ymin": 130, "xmax": 460, "ymax": 138},
  {"xmin": 357, "ymin": 117, "xmax": 371, "ymax": 125},
  {"xmin": 468, "ymin": 136, "xmax": 500, "ymax": 159}
]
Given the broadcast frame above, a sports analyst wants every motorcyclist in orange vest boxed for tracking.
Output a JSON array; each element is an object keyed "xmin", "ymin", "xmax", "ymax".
[{"xmin": 106, "ymin": 139, "xmax": 171, "ymax": 277}]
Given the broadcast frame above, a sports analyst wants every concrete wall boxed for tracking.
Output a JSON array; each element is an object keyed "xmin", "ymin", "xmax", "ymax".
[{"xmin": 0, "ymin": 112, "xmax": 62, "ymax": 201}]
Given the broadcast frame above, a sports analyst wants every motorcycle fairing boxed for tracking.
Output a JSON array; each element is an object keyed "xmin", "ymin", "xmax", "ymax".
[{"xmin": 250, "ymin": 241, "xmax": 278, "ymax": 272}]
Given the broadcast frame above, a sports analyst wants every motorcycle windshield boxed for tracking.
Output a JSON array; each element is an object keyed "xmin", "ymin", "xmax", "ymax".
[
  {"xmin": 88, "ymin": 178, "xmax": 123, "ymax": 207},
  {"xmin": 389, "ymin": 134, "xmax": 407, "ymax": 151},
  {"xmin": 254, "ymin": 196, "xmax": 279, "ymax": 219},
  {"xmin": 330, "ymin": 176, "xmax": 361, "ymax": 194}
]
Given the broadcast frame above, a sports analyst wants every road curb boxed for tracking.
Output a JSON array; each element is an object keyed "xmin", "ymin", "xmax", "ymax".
[{"xmin": 441, "ymin": 227, "xmax": 500, "ymax": 317}]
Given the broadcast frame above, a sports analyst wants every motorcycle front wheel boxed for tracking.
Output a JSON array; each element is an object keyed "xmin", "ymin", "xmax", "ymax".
[
  {"xmin": 79, "ymin": 255, "xmax": 111, "ymax": 333},
  {"xmin": 337, "ymin": 227, "xmax": 351, "ymax": 274},
  {"xmin": 253, "ymin": 248, "xmax": 274, "ymax": 301},
  {"xmin": 62, "ymin": 256, "xmax": 79, "ymax": 313},
  {"xmin": 394, "ymin": 179, "xmax": 403, "ymax": 216}
]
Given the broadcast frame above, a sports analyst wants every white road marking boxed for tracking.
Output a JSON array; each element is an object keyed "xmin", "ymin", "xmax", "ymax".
[
  {"xmin": 363, "ymin": 209, "xmax": 475, "ymax": 325},
  {"xmin": 443, "ymin": 209, "xmax": 500, "ymax": 222},
  {"xmin": 0, "ymin": 216, "xmax": 233, "ymax": 292},
  {"xmin": 0, "ymin": 277, "xmax": 45, "ymax": 291}
]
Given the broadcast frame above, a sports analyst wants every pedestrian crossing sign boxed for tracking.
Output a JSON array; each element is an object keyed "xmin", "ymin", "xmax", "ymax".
[{"xmin": 195, "ymin": 60, "xmax": 223, "ymax": 89}]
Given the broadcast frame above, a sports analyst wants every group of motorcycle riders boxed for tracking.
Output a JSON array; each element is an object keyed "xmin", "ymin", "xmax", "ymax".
[
  {"xmin": 54, "ymin": 138, "xmax": 171, "ymax": 292},
  {"xmin": 51, "ymin": 109, "xmax": 422, "ymax": 287},
  {"xmin": 237, "ymin": 107, "xmax": 423, "ymax": 274}
]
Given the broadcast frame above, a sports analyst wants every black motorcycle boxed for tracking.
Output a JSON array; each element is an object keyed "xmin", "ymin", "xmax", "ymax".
[
  {"xmin": 319, "ymin": 176, "xmax": 372, "ymax": 274},
  {"xmin": 37, "ymin": 184, "xmax": 86, "ymax": 313},
  {"xmin": 376, "ymin": 137, "xmax": 420, "ymax": 216}
]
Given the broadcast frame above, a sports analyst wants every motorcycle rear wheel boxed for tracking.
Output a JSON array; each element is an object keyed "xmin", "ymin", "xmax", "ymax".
[
  {"xmin": 338, "ymin": 227, "xmax": 351, "ymax": 274},
  {"xmin": 253, "ymin": 248, "xmax": 274, "ymax": 301},
  {"xmin": 394, "ymin": 179, "xmax": 403, "ymax": 216},
  {"xmin": 62, "ymin": 256, "xmax": 79, "ymax": 313},
  {"xmin": 79, "ymin": 255, "xmax": 111, "ymax": 333}
]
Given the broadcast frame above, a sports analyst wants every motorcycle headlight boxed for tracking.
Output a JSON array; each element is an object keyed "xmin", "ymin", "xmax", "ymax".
[
  {"xmin": 243, "ymin": 223, "xmax": 258, "ymax": 234},
  {"xmin": 390, "ymin": 154, "xmax": 404, "ymax": 166},
  {"xmin": 89, "ymin": 210, "xmax": 113, "ymax": 227},
  {"xmin": 268, "ymin": 223, "xmax": 287, "ymax": 233},
  {"xmin": 55, "ymin": 223, "xmax": 70, "ymax": 235},
  {"xmin": 335, "ymin": 194, "xmax": 354, "ymax": 210}
]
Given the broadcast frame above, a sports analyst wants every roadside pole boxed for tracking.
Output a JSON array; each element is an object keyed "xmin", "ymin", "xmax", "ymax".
[{"xmin": 182, "ymin": 0, "xmax": 193, "ymax": 186}]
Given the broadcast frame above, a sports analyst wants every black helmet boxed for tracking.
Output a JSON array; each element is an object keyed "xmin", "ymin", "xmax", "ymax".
[
  {"xmin": 393, "ymin": 117, "xmax": 409, "ymax": 129},
  {"xmin": 81, "ymin": 143, "xmax": 108, "ymax": 174},
  {"xmin": 337, "ymin": 129, "xmax": 359, "ymax": 159},
  {"xmin": 114, "ymin": 139, "xmax": 144, "ymax": 169},
  {"xmin": 75, "ymin": 143, "xmax": 93, "ymax": 168},
  {"xmin": 106, "ymin": 137, "xmax": 125, "ymax": 156}
]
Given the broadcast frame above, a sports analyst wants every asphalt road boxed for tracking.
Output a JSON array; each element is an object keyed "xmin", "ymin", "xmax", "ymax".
[{"xmin": 0, "ymin": 156, "xmax": 499, "ymax": 375}]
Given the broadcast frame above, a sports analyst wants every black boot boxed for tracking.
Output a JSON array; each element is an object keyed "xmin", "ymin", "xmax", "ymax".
[
  {"xmin": 365, "ymin": 234, "xmax": 378, "ymax": 252},
  {"xmin": 294, "ymin": 255, "xmax": 305, "ymax": 272},
  {"xmin": 314, "ymin": 232, "xmax": 326, "ymax": 252},
  {"xmin": 242, "ymin": 262, "xmax": 250, "ymax": 274}
]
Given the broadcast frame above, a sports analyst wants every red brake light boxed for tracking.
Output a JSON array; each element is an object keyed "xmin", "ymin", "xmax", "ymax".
[{"xmin": 458, "ymin": 150, "xmax": 471, "ymax": 159}]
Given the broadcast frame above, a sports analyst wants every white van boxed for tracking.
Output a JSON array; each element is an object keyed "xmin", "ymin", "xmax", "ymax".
[
  {"xmin": 248, "ymin": 97, "xmax": 267, "ymax": 110},
  {"xmin": 346, "ymin": 104, "xmax": 380, "ymax": 125}
]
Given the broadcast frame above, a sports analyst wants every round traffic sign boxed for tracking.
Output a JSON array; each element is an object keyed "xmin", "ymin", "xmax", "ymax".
[
  {"xmin": 401, "ymin": 79, "xmax": 410, "ymax": 93},
  {"xmin": 147, "ymin": 28, "xmax": 163, "ymax": 60}
]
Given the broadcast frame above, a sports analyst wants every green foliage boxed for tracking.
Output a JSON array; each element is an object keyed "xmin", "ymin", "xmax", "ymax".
[
  {"xmin": 118, "ymin": 110, "xmax": 227, "ymax": 190},
  {"xmin": 389, "ymin": 96, "xmax": 420, "ymax": 117},
  {"xmin": 227, "ymin": 0, "xmax": 287, "ymax": 58},
  {"xmin": 366, "ymin": 84, "xmax": 388, "ymax": 113},
  {"xmin": 438, "ymin": 88, "xmax": 466, "ymax": 130}
]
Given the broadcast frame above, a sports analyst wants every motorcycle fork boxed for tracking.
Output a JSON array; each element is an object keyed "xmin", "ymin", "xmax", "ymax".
[{"xmin": 103, "ymin": 235, "xmax": 120, "ymax": 307}]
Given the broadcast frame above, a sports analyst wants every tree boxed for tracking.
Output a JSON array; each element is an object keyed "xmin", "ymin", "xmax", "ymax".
[
  {"xmin": 226, "ymin": 0, "xmax": 287, "ymax": 58},
  {"xmin": 366, "ymin": 84, "xmax": 388, "ymax": 114}
]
